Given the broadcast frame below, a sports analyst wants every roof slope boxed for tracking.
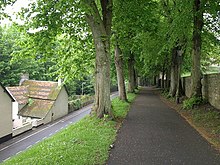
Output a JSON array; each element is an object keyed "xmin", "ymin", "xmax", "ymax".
[
  {"xmin": 6, "ymin": 86, "xmax": 28, "ymax": 104},
  {"xmin": 8, "ymin": 80, "xmax": 66, "ymax": 119},
  {"xmin": 18, "ymin": 99, "xmax": 54, "ymax": 118},
  {"xmin": 22, "ymin": 80, "xmax": 61, "ymax": 100}
]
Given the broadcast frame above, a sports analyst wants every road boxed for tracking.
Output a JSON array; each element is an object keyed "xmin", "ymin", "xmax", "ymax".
[{"xmin": 0, "ymin": 92, "xmax": 118, "ymax": 163}]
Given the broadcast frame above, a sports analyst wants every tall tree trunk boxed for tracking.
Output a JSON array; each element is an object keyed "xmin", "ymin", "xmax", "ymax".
[
  {"xmin": 128, "ymin": 53, "xmax": 135, "ymax": 93},
  {"xmin": 165, "ymin": 67, "xmax": 171, "ymax": 89},
  {"xmin": 176, "ymin": 49, "xmax": 184, "ymax": 103},
  {"xmin": 169, "ymin": 47, "xmax": 178, "ymax": 97},
  {"xmin": 134, "ymin": 69, "xmax": 138, "ymax": 89},
  {"xmin": 114, "ymin": 44, "xmax": 127, "ymax": 101},
  {"xmin": 161, "ymin": 71, "xmax": 165, "ymax": 89},
  {"xmin": 161, "ymin": 61, "xmax": 166, "ymax": 89},
  {"xmin": 153, "ymin": 76, "xmax": 157, "ymax": 86},
  {"xmin": 85, "ymin": 0, "xmax": 113, "ymax": 118},
  {"xmin": 191, "ymin": 0, "xmax": 203, "ymax": 97}
]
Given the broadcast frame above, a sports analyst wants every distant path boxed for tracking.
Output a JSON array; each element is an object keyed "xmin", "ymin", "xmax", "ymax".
[
  {"xmin": 107, "ymin": 87, "xmax": 220, "ymax": 165},
  {"xmin": 0, "ymin": 92, "xmax": 118, "ymax": 163}
]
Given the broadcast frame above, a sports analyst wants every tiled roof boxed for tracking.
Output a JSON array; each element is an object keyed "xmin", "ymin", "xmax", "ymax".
[
  {"xmin": 18, "ymin": 99, "xmax": 54, "ymax": 118},
  {"xmin": 6, "ymin": 86, "xmax": 28, "ymax": 104},
  {"xmin": 22, "ymin": 80, "xmax": 61, "ymax": 100},
  {"xmin": 7, "ymin": 80, "xmax": 65, "ymax": 119}
]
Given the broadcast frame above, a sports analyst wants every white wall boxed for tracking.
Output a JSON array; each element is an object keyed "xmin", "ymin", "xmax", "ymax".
[
  {"xmin": 12, "ymin": 102, "xmax": 19, "ymax": 119},
  {"xmin": 12, "ymin": 102, "xmax": 24, "ymax": 129},
  {"xmin": 0, "ymin": 86, "xmax": 12, "ymax": 138},
  {"xmin": 51, "ymin": 87, "xmax": 68, "ymax": 121},
  {"xmin": 44, "ymin": 110, "xmax": 52, "ymax": 124}
]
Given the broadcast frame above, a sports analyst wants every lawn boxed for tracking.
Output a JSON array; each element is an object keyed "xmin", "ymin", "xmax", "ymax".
[{"xmin": 2, "ymin": 93, "xmax": 136, "ymax": 165}]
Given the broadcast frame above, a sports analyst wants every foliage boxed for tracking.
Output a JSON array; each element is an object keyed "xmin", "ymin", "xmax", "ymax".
[
  {"xmin": 0, "ymin": 24, "xmax": 94, "ymax": 96},
  {"xmin": 113, "ymin": 0, "xmax": 160, "ymax": 77},
  {"xmin": 0, "ymin": 25, "xmax": 56, "ymax": 86},
  {"xmin": 183, "ymin": 96, "xmax": 204, "ymax": 110},
  {"xmin": 2, "ymin": 93, "xmax": 136, "ymax": 165}
]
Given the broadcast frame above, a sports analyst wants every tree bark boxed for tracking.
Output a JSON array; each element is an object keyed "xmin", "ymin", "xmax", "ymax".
[
  {"xmin": 85, "ymin": 0, "xmax": 113, "ymax": 118},
  {"xmin": 114, "ymin": 44, "xmax": 127, "ymax": 101},
  {"xmin": 191, "ymin": 0, "xmax": 203, "ymax": 97},
  {"xmin": 175, "ymin": 49, "xmax": 184, "ymax": 103},
  {"xmin": 169, "ymin": 47, "xmax": 178, "ymax": 97},
  {"xmin": 153, "ymin": 75, "xmax": 157, "ymax": 86},
  {"xmin": 165, "ymin": 67, "xmax": 171, "ymax": 89},
  {"xmin": 128, "ymin": 53, "xmax": 136, "ymax": 93}
]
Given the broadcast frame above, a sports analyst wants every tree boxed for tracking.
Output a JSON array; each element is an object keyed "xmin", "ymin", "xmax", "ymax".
[
  {"xmin": 82, "ymin": 0, "xmax": 113, "ymax": 118},
  {"xmin": 113, "ymin": 0, "xmax": 159, "ymax": 92},
  {"xmin": 191, "ymin": 0, "xmax": 204, "ymax": 97},
  {"xmin": 15, "ymin": 0, "xmax": 113, "ymax": 118},
  {"xmin": 191, "ymin": 0, "xmax": 219, "ymax": 97},
  {"xmin": 114, "ymin": 41, "xmax": 127, "ymax": 101}
]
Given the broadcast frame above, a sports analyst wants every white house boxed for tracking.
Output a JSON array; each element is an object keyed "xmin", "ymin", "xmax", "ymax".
[
  {"xmin": 0, "ymin": 83, "xmax": 15, "ymax": 143},
  {"xmin": 7, "ymin": 80, "xmax": 68, "ymax": 127}
]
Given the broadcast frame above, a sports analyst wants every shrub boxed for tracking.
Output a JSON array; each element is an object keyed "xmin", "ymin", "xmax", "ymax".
[{"xmin": 183, "ymin": 96, "xmax": 203, "ymax": 110}]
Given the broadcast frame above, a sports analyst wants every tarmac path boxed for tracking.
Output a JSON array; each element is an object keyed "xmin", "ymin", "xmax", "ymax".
[{"xmin": 107, "ymin": 87, "xmax": 220, "ymax": 165}]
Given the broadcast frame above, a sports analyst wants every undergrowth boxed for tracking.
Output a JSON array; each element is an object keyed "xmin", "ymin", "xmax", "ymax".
[
  {"xmin": 191, "ymin": 109, "xmax": 220, "ymax": 135},
  {"xmin": 183, "ymin": 96, "xmax": 205, "ymax": 110}
]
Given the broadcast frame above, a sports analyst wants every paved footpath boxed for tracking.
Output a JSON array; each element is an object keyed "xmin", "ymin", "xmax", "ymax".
[{"xmin": 107, "ymin": 87, "xmax": 220, "ymax": 165}]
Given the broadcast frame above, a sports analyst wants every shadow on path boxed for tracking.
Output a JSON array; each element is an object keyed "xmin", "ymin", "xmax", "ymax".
[{"xmin": 107, "ymin": 87, "xmax": 220, "ymax": 165}]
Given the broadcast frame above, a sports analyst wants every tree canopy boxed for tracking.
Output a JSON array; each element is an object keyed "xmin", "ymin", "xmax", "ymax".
[{"xmin": 0, "ymin": 0, "xmax": 219, "ymax": 117}]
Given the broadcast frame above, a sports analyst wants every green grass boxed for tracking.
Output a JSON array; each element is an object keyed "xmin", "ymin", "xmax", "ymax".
[
  {"xmin": 112, "ymin": 93, "xmax": 136, "ymax": 119},
  {"xmin": 2, "ymin": 93, "xmax": 136, "ymax": 165}
]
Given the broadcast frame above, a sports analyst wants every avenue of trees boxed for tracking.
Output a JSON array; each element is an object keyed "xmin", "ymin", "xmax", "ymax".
[{"xmin": 0, "ymin": 0, "xmax": 219, "ymax": 118}]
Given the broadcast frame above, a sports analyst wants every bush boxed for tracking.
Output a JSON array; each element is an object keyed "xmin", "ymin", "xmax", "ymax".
[
  {"xmin": 68, "ymin": 95, "xmax": 94, "ymax": 112},
  {"xmin": 183, "ymin": 97, "xmax": 203, "ymax": 110}
]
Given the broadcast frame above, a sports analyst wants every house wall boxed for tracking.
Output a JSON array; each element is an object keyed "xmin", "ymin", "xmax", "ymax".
[
  {"xmin": 51, "ymin": 87, "xmax": 68, "ymax": 121},
  {"xmin": 182, "ymin": 73, "xmax": 220, "ymax": 110},
  {"xmin": 44, "ymin": 110, "xmax": 52, "ymax": 124},
  {"xmin": 0, "ymin": 86, "xmax": 13, "ymax": 143}
]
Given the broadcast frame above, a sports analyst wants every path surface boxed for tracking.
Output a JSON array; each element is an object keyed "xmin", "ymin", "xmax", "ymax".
[
  {"xmin": 107, "ymin": 87, "xmax": 220, "ymax": 165},
  {"xmin": 0, "ymin": 92, "xmax": 118, "ymax": 163}
]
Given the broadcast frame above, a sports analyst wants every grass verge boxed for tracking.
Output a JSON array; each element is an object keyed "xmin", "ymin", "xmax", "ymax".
[
  {"xmin": 159, "ymin": 90, "xmax": 220, "ymax": 151},
  {"xmin": 2, "ymin": 93, "xmax": 136, "ymax": 165}
]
